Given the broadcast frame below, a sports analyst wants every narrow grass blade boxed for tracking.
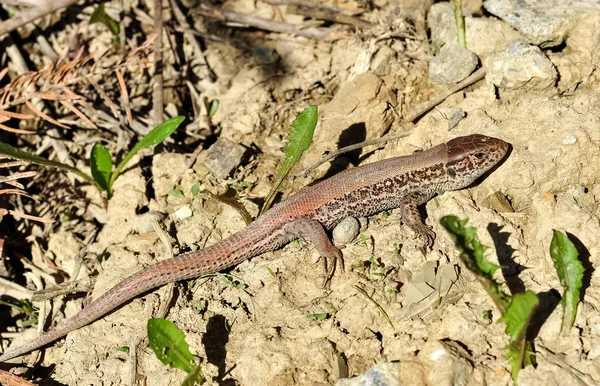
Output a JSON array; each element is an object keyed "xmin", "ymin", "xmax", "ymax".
[
  {"xmin": 110, "ymin": 116, "xmax": 184, "ymax": 187},
  {"xmin": 0, "ymin": 141, "xmax": 97, "ymax": 187}
]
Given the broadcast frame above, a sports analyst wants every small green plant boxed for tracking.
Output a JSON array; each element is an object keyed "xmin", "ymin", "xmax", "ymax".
[
  {"xmin": 260, "ymin": 106, "xmax": 317, "ymax": 214},
  {"xmin": 0, "ymin": 116, "xmax": 184, "ymax": 198},
  {"xmin": 306, "ymin": 302, "xmax": 337, "ymax": 321},
  {"xmin": 0, "ymin": 298, "xmax": 37, "ymax": 328},
  {"xmin": 549, "ymin": 230, "xmax": 584, "ymax": 333},
  {"xmin": 148, "ymin": 318, "xmax": 206, "ymax": 386},
  {"xmin": 89, "ymin": 3, "xmax": 120, "ymax": 48},
  {"xmin": 441, "ymin": 216, "xmax": 538, "ymax": 383}
]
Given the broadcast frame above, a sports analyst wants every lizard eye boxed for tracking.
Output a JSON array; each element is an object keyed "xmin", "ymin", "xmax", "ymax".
[{"xmin": 474, "ymin": 152, "xmax": 486, "ymax": 159}]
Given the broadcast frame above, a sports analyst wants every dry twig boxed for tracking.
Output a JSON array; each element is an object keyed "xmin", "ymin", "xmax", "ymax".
[
  {"xmin": 152, "ymin": 0, "xmax": 164, "ymax": 125},
  {"xmin": 0, "ymin": 0, "xmax": 80, "ymax": 36},
  {"xmin": 196, "ymin": 4, "xmax": 351, "ymax": 41}
]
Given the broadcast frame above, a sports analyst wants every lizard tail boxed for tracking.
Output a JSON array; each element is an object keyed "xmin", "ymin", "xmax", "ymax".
[{"xmin": 0, "ymin": 237, "xmax": 248, "ymax": 362}]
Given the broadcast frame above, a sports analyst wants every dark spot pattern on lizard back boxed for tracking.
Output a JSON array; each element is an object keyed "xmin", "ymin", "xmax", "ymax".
[{"xmin": 311, "ymin": 163, "xmax": 448, "ymax": 228}]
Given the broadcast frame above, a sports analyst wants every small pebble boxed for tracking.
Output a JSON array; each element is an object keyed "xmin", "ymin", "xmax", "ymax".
[
  {"xmin": 205, "ymin": 138, "xmax": 247, "ymax": 179},
  {"xmin": 563, "ymin": 135, "xmax": 577, "ymax": 145},
  {"xmin": 173, "ymin": 205, "xmax": 193, "ymax": 220},
  {"xmin": 448, "ymin": 108, "xmax": 466, "ymax": 131},
  {"xmin": 333, "ymin": 217, "xmax": 360, "ymax": 244}
]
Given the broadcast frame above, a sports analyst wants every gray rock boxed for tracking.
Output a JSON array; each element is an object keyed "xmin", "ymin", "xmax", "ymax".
[
  {"xmin": 429, "ymin": 45, "xmax": 479, "ymax": 84},
  {"xmin": 428, "ymin": 2, "xmax": 524, "ymax": 58},
  {"xmin": 204, "ymin": 138, "xmax": 247, "ymax": 179},
  {"xmin": 484, "ymin": 0, "xmax": 600, "ymax": 47},
  {"xmin": 486, "ymin": 40, "xmax": 557, "ymax": 89},
  {"xmin": 417, "ymin": 340, "xmax": 474, "ymax": 386},
  {"xmin": 334, "ymin": 363, "xmax": 401, "ymax": 386},
  {"xmin": 333, "ymin": 217, "xmax": 360, "ymax": 244}
]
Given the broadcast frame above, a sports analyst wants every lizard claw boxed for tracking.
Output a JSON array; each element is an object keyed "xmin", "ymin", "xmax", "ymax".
[
  {"xmin": 414, "ymin": 224, "xmax": 436, "ymax": 255},
  {"xmin": 319, "ymin": 246, "xmax": 344, "ymax": 289}
]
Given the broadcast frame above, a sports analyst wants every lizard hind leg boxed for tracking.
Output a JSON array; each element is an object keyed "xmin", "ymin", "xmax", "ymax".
[
  {"xmin": 283, "ymin": 217, "xmax": 344, "ymax": 288},
  {"xmin": 400, "ymin": 193, "xmax": 436, "ymax": 254}
]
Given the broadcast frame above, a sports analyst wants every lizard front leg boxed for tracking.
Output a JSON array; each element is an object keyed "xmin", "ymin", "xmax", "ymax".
[
  {"xmin": 401, "ymin": 192, "xmax": 436, "ymax": 253},
  {"xmin": 283, "ymin": 217, "xmax": 343, "ymax": 287}
]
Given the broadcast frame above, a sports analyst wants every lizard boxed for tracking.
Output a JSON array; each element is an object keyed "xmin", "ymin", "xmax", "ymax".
[{"xmin": 0, "ymin": 134, "xmax": 508, "ymax": 363}]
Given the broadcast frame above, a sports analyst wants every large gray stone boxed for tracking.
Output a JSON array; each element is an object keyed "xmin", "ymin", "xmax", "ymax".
[
  {"xmin": 484, "ymin": 0, "xmax": 600, "ymax": 47},
  {"xmin": 428, "ymin": 2, "xmax": 524, "ymax": 58},
  {"xmin": 429, "ymin": 45, "xmax": 479, "ymax": 84},
  {"xmin": 486, "ymin": 40, "xmax": 557, "ymax": 89}
]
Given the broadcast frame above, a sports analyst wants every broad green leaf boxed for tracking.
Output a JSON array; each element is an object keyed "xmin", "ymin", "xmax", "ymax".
[
  {"xmin": 440, "ymin": 216, "xmax": 511, "ymax": 312},
  {"xmin": 147, "ymin": 318, "xmax": 196, "ymax": 374},
  {"xmin": 0, "ymin": 141, "xmax": 97, "ymax": 187},
  {"xmin": 260, "ymin": 106, "xmax": 317, "ymax": 214},
  {"xmin": 90, "ymin": 4, "xmax": 119, "ymax": 36},
  {"xmin": 500, "ymin": 291, "xmax": 539, "ymax": 382},
  {"xmin": 550, "ymin": 230, "xmax": 584, "ymax": 332},
  {"xmin": 110, "ymin": 116, "xmax": 184, "ymax": 187},
  {"xmin": 90, "ymin": 142, "xmax": 112, "ymax": 192}
]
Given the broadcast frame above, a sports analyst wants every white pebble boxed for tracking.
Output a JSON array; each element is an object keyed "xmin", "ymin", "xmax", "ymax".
[
  {"xmin": 173, "ymin": 205, "xmax": 193, "ymax": 220},
  {"xmin": 333, "ymin": 217, "xmax": 360, "ymax": 244},
  {"xmin": 563, "ymin": 135, "xmax": 577, "ymax": 145}
]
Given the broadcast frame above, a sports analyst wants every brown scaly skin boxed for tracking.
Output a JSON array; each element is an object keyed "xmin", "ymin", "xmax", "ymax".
[{"xmin": 0, "ymin": 134, "xmax": 508, "ymax": 363}]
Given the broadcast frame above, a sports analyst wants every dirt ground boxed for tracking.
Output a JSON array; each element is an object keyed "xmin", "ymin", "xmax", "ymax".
[{"xmin": 1, "ymin": 0, "xmax": 599, "ymax": 385}]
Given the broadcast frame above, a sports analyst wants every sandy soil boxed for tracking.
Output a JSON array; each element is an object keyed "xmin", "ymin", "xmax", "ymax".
[{"xmin": 1, "ymin": 0, "xmax": 599, "ymax": 385}]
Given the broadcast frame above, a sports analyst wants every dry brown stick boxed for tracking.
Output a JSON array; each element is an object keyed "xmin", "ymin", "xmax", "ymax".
[
  {"xmin": 286, "ymin": 4, "xmax": 372, "ymax": 29},
  {"xmin": 406, "ymin": 66, "xmax": 487, "ymax": 122},
  {"xmin": 0, "ymin": 0, "xmax": 80, "ymax": 37},
  {"xmin": 170, "ymin": 0, "xmax": 216, "ymax": 82},
  {"xmin": 152, "ymin": 0, "xmax": 164, "ymax": 125},
  {"xmin": 197, "ymin": 4, "xmax": 351, "ymax": 41},
  {"xmin": 295, "ymin": 129, "xmax": 414, "ymax": 179}
]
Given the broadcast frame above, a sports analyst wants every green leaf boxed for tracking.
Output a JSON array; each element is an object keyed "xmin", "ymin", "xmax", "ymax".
[
  {"xmin": 500, "ymin": 291, "xmax": 539, "ymax": 382},
  {"xmin": 549, "ymin": 230, "xmax": 585, "ymax": 332},
  {"xmin": 440, "ymin": 215, "xmax": 511, "ymax": 312},
  {"xmin": 0, "ymin": 141, "xmax": 97, "ymax": 187},
  {"xmin": 191, "ymin": 182, "xmax": 200, "ymax": 196},
  {"xmin": 110, "ymin": 116, "xmax": 184, "ymax": 187},
  {"xmin": 147, "ymin": 318, "xmax": 196, "ymax": 374},
  {"xmin": 90, "ymin": 3, "xmax": 120, "ymax": 36},
  {"xmin": 208, "ymin": 100, "xmax": 219, "ymax": 117},
  {"xmin": 90, "ymin": 142, "xmax": 112, "ymax": 192},
  {"xmin": 182, "ymin": 365, "xmax": 206, "ymax": 386},
  {"xmin": 260, "ymin": 106, "xmax": 317, "ymax": 214},
  {"xmin": 168, "ymin": 189, "xmax": 183, "ymax": 197}
]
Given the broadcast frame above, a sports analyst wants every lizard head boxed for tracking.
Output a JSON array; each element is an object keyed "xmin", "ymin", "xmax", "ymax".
[{"xmin": 444, "ymin": 134, "xmax": 509, "ymax": 189}]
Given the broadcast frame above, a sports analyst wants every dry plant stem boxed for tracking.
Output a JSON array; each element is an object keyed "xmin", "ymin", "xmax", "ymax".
[
  {"xmin": 295, "ymin": 129, "xmax": 414, "ymax": 179},
  {"xmin": 170, "ymin": 0, "xmax": 215, "ymax": 82},
  {"xmin": 284, "ymin": 3, "xmax": 372, "ymax": 28},
  {"xmin": 406, "ymin": 67, "xmax": 487, "ymax": 122},
  {"xmin": 152, "ymin": 0, "xmax": 164, "ymax": 125},
  {"xmin": 31, "ymin": 278, "xmax": 93, "ymax": 302},
  {"xmin": 0, "ymin": 0, "xmax": 80, "ymax": 36},
  {"xmin": 23, "ymin": 272, "xmax": 44, "ymax": 366},
  {"xmin": 0, "ymin": 276, "xmax": 33, "ymax": 299},
  {"xmin": 197, "ymin": 4, "xmax": 351, "ymax": 41}
]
